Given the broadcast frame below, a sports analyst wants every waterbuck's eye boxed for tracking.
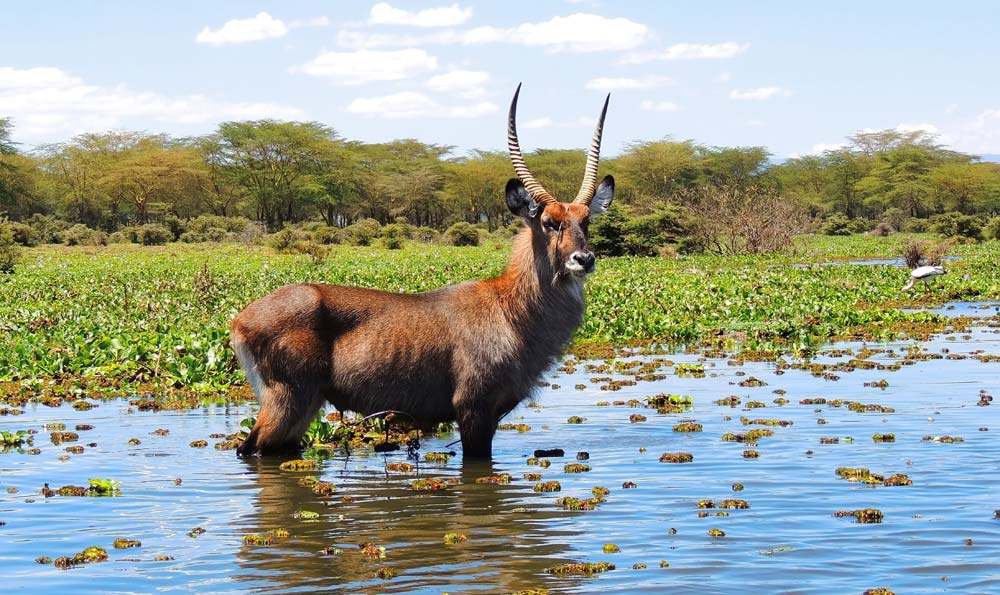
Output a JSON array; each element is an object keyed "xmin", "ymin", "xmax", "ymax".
[{"xmin": 542, "ymin": 219, "xmax": 559, "ymax": 232}]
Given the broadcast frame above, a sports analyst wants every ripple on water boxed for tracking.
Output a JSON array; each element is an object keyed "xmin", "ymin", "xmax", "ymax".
[{"xmin": 1, "ymin": 327, "xmax": 999, "ymax": 594}]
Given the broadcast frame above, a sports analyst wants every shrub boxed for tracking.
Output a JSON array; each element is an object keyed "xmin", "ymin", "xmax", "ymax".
[
  {"xmin": 345, "ymin": 218, "xmax": 382, "ymax": 246},
  {"xmin": 984, "ymin": 216, "xmax": 1000, "ymax": 241},
  {"xmin": 867, "ymin": 222, "xmax": 892, "ymax": 237},
  {"xmin": 879, "ymin": 207, "xmax": 907, "ymax": 232},
  {"xmin": 590, "ymin": 203, "xmax": 630, "ymax": 256},
  {"xmin": 445, "ymin": 222, "xmax": 480, "ymax": 246},
  {"xmin": 161, "ymin": 214, "xmax": 186, "ymax": 240},
  {"xmin": 930, "ymin": 212, "xmax": 982, "ymax": 241},
  {"xmin": 622, "ymin": 205, "xmax": 687, "ymax": 256},
  {"xmin": 820, "ymin": 214, "xmax": 852, "ymax": 236},
  {"xmin": 313, "ymin": 226, "xmax": 343, "ymax": 245},
  {"xmin": 63, "ymin": 224, "xmax": 98, "ymax": 246},
  {"xmin": 902, "ymin": 217, "xmax": 929, "ymax": 233},
  {"xmin": 25, "ymin": 214, "xmax": 69, "ymax": 244},
  {"xmin": 0, "ymin": 220, "xmax": 20, "ymax": 273},
  {"xmin": 290, "ymin": 240, "xmax": 327, "ymax": 264},
  {"xmin": 684, "ymin": 184, "xmax": 808, "ymax": 255},
  {"xmin": 137, "ymin": 224, "xmax": 172, "ymax": 246},
  {"xmin": 117, "ymin": 226, "xmax": 141, "ymax": 244},
  {"xmin": 381, "ymin": 223, "xmax": 407, "ymax": 249},
  {"xmin": 900, "ymin": 238, "xmax": 952, "ymax": 268},
  {"xmin": 411, "ymin": 226, "xmax": 440, "ymax": 243},
  {"xmin": 188, "ymin": 215, "xmax": 251, "ymax": 235},
  {"xmin": 8, "ymin": 222, "xmax": 37, "ymax": 246}
]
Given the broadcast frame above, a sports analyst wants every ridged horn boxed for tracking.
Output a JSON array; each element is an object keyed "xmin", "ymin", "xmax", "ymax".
[
  {"xmin": 508, "ymin": 84, "xmax": 556, "ymax": 206},
  {"xmin": 573, "ymin": 93, "xmax": 610, "ymax": 204}
]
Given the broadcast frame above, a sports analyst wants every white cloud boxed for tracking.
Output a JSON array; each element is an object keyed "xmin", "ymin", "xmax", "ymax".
[
  {"xmin": 0, "ymin": 66, "xmax": 304, "ymax": 144},
  {"xmin": 715, "ymin": 71, "xmax": 732, "ymax": 83},
  {"xmin": 729, "ymin": 87, "xmax": 788, "ymax": 101},
  {"xmin": 509, "ymin": 13, "xmax": 649, "ymax": 52},
  {"xmin": 338, "ymin": 13, "xmax": 648, "ymax": 53},
  {"xmin": 288, "ymin": 16, "xmax": 331, "ymax": 28},
  {"xmin": 426, "ymin": 69, "xmax": 490, "ymax": 98},
  {"xmin": 346, "ymin": 91, "xmax": 496, "ymax": 118},
  {"xmin": 641, "ymin": 100, "xmax": 679, "ymax": 112},
  {"xmin": 297, "ymin": 48, "xmax": 438, "ymax": 84},
  {"xmin": 523, "ymin": 117, "xmax": 554, "ymax": 129},
  {"xmin": 370, "ymin": 2, "xmax": 473, "ymax": 27},
  {"xmin": 624, "ymin": 42, "xmax": 749, "ymax": 64},
  {"xmin": 196, "ymin": 12, "xmax": 288, "ymax": 46},
  {"xmin": 585, "ymin": 76, "xmax": 668, "ymax": 91}
]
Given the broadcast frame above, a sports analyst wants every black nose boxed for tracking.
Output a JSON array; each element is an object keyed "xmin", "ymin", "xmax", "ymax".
[{"xmin": 573, "ymin": 252, "xmax": 596, "ymax": 269}]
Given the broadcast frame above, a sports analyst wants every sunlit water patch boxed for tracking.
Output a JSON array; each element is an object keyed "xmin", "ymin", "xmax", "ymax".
[{"xmin": 2, "ymin": 327, "xmax": 1000, "ymax": 594}]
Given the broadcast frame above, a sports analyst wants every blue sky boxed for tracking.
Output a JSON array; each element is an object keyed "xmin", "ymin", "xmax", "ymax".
[{"xmin": 3, "ymin": 1, "xmax": 1000, "ymax": 157}]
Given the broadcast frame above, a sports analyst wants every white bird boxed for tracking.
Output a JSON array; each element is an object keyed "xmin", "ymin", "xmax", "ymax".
[{"xmin": 902, "ymin": 265, "xmax": 946, "ymax": 291}]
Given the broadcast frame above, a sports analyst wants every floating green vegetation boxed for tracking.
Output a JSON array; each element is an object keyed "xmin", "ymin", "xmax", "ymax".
[
  {"xmin": 872, "ymin": 433, "xmax": 896, "ymax": 443},
  {"xmin": 719, "ymin": 499, "xmax": 750, "ymax": 509},
  {"xmin": 556, "ymin": 496, "xmax": 604, "ymax": 510},
  {"xmin": 311, "ymin": 481, "xmax": 337, "ymax": 496},
  {"xmin": 566, "ymin": 416, "xmax": 585, "ymax": 424},
  {"xmin": 188, "ymin": 527, "xmax": 206, "ymax": 538},
  {"xmin": 922, "ymin": 435, "xmax": 964, "ymax": 443},
  {"xmin": 576, "ymin": 451, "xmax": 590, "ymax": 460},
  {"xmin": 189, "ymin": 440, "xmax": 207, "ymax": 448},
  {"xmin": 864, "ymin": 379, "xmax": 889, "ymax": 389},
  {"xmin": 53, "ymin": 545, "xmax": 108, "ymax": 569},
  {"xmin": 698, "ymin": 499, "xmax": 715, "ymax": 509},
  {"xmin": 629, "ymin": 413, "xmax": 647, "ymax": 423},
  {"xmin": 673, "ymin": 422, "xmax": 703, "ymax": 432},
  {"xmin": 523, "ymin": 472, "xmax": 542, "ymax": 481},
  {"xmin": 834, "ymin": 508, "xmax": 884, "ymax": 524},
  {"xmin": 386, "ymin": 462, "xmax": 414, "ymax": 472},
  {"xmin": 243, "ymin": 528, "xmax": 290, "ymax": 546},
  {"xmin": 279, "ymin": 459, "xmax": 318, "ymax": 471},
  {"xmin": 374, "ymin": 567, "xmax": 397, "ymax": 579},
  {"xmin": 863, "ymin": 589, "xmax": 896, "ymax": 595},
  {"xmin": 544, "ymin": 561, "xmax": 615, "ymax": 575},
  {"xmin": 424, "ymin": 452, "xmax": 453, "ymax": 463},
  {"xmin": 293, "ymin": 510, "xmax": 320, "ymax": 520},
  {"xmin": 714, "ymin": 396, "xmax": 741, "ymax": 407},
  {"xmin": 87, "ymin": 478, "xmax": 121, "ymax": 496},
  {"xmin": 444, "ymin": 533, "xmax": 468, "ymax": 544},
  {"xmin": 760, "ymin": 546, "xmax": 794, "ymax": 555},
  {"xmin": 533, "ymin": 481, "xmax": 561, "ymax": 493},
  {"xmin": 742, "ymin": 450, "xmax": 760, "ymax": 458},
  {"xmin": 675, "ymin": 363, "xmax": 706, "ymax": 378},
  {"xmin": 411, "ymin": 478, "xmax": 452, "ymax": 491},
  {"xmin": 738, "ymin": 376, "xmax": 768, "ymax": 387},
  {"xmin": 497, "ymin": 423, "xmax": 531, "ymax": 432},
  {"xmin": 602, "ymin": 543, "xmax": 620, "ymax": 553},
  {"xmin": 732, "ymin": 483, "xmax": 745, "ymax": 491},
  {"xmin": 475, "ymin": 474, "xmax": 512, "ymax": 484},
  {"xmin": 0, "ymin": 430, "xmax": 28, "ymax": 446},
  {"xmin": 50, "ymin": 431, "xmax": 78, "ymax": 445},
  {"xmin": 708, "ymin": 528, "xmax": 726, "ymax": 537},
  {"xmin": 113, "ymin": 538, "xmax": 141, "ymax": 549},
  {"xmin": 359, "ymin": 542, "xmax": 386, "ymax": 559},
  {"xmin": 659, "ymin": 452, "xmax": 694, "ymax": 463},
  {"xmin": 564, "ymin": 463, "xmax": 591, "ymax": 473}
]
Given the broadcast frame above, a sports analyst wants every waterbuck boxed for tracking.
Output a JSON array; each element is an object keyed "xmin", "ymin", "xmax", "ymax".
[{"xmin": 231, "ymin": 85, "xmax": 614, "ymax": 459}]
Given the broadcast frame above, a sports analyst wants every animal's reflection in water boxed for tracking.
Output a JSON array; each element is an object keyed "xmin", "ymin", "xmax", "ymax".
[{"xmin": 232, "ymin": 454, "xmax": 583, "ymax": 594}]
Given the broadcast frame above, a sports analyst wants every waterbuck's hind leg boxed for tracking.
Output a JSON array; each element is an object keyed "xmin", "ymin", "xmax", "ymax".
[{"xmin": 237, "ymin": 382, "xmax": 324, "ymax": 457}]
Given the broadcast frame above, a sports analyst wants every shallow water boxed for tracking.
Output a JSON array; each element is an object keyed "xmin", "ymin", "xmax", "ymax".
[{"xmin": 2, "ymin": 323, "xmax": 1000, "ymax": 594}]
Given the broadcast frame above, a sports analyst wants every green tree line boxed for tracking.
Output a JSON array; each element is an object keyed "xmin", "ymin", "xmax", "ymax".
[{"xmin": 2, "ymin": 117, "xmax": 1000, "ymax": 251}]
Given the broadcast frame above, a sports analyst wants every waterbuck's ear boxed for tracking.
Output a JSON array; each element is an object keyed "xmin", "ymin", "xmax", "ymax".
[
  {"xmin": 505, "ymin": 178, "xmax": 540, "ymax": 219},
  {"xmin": 589, "ymin": 175, "xmax": 615, "ymax": 215}
]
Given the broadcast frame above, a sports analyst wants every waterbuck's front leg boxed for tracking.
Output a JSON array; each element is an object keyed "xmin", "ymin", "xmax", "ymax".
[{"xmin": 454, "ymin": 387, "xmax": 497, "ymax": 459}]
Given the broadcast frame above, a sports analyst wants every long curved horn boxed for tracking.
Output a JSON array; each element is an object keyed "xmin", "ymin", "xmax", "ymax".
[
  {"xmin": 574, "ymin": 93, "xmax": 610, "ymax": 204},
  {"xmin": 508, "ymin": 84, "xmax": 555, "ymax": 206}
]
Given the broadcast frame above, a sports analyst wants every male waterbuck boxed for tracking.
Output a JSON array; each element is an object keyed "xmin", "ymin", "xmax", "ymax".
[{"xmin": 231, "ymin": 85, "xmax": 614, "ymax": 459}]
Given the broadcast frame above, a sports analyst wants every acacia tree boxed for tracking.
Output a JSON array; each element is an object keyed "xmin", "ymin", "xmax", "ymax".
[
  {"xmin": 441, "ymin": 150, "xmax": 510, "ymax": 229},
  {"xmin": 205, "ymin": 120, "xmax": 341, "ymax": 230}
]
